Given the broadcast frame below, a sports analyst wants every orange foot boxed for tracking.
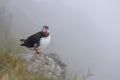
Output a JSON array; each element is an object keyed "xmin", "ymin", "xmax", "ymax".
[{"xmin": 35, "ymin": 50, "xmax": 43, "ymax": 55}]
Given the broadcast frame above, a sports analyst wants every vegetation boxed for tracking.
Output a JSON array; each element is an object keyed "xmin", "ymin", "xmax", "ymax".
[{"xmin": 0, "ymin": 50, "xmax": 59, "ymax": 80}]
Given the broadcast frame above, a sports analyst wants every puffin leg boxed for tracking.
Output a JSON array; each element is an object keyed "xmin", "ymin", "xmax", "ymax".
[
  {"xmin": 36, "ymin": 50, "xmax": 42, "ymax": 54},
  {"xmin": 34, "ymin": 48, "xmax": 43, "ymax": 54}
]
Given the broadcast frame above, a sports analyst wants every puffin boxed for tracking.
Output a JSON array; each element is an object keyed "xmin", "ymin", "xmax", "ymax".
[{"xmin": 20, "ymin": 26, "xmax": 50, "ymax": 54}]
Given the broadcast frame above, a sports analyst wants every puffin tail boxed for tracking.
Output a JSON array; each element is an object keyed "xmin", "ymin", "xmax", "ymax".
[
  {"xmin": 20, "ymin": 39, "xmax": 26, "ymax": 42},
  {"xmin": 20, "ymin": 43, "xmax": 25, "ymax": 46},
  {"xmin": 20, "ymin": 39, "xmax": 26, "ymax": 46}
]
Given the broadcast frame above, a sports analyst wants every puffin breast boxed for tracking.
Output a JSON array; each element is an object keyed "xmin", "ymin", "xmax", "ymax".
[{"xmin": 39, "ymin": 35, "xmax": 51, "ymax": 49}]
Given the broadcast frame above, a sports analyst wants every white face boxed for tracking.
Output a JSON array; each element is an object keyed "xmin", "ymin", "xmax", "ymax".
[
  {"xmin": 42, "ymin": 26, "xmax": 49, "ymax": 33},
  {"xmin": 41, "ymin": 26, "xmax": 49, "ymax": 36}
]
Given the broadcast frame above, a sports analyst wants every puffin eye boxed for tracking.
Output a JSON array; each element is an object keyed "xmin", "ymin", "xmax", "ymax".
[{"xmin": 42, "ymin": 27, "xmax": 45, "ymax": 30}]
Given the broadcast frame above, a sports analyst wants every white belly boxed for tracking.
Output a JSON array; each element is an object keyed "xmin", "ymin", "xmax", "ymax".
[{"xmin": 39, "ymin": 35, "xmax": 51, "ymax": 49}]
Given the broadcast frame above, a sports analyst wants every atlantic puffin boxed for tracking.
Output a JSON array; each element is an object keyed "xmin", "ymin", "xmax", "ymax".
[{"xmin": 20, "ymin": 26, "xmax": 50, "ymax": 54}]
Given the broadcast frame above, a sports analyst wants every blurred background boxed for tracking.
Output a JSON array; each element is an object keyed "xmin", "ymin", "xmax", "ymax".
[{"xmin": 0, "ymin": 0, "xmax": 120, "ymax": 80}]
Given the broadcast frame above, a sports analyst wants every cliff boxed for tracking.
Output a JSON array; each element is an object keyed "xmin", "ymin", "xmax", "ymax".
[{"xmin": 20, "ymin": 53, "xmax": 67, "ymax": 80}]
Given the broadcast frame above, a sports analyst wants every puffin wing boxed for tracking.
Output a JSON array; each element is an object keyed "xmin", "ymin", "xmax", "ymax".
[{"xmin": 24, "ymin": 32, "xmax": 42, "ymax": 47}]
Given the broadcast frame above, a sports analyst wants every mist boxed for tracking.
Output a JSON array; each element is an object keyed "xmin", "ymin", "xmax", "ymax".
[{"xmin": 0, "ymin": 0, "xmax": 120, "ymax": 80}]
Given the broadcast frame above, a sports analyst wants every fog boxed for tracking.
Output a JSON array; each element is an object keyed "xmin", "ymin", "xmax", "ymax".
[{"xmin": 0, "ymin": 0, "xmax": 120, "ymax": 80}]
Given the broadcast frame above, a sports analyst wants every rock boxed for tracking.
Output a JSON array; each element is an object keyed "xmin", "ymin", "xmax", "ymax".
[{"xmin": 20, "ymin": 53, "xmax": 67, "ymax": 79}]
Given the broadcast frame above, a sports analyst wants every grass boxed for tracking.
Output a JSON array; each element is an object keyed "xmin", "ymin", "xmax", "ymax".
[{"xmin": 0, "ymin": 50, "xmax": 58, "ymax": 80}]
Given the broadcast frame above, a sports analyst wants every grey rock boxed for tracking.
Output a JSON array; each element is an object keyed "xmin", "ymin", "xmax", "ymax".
[{"xmin": 20, "ymin": 53, "xmax": 67, "ymax": 79}]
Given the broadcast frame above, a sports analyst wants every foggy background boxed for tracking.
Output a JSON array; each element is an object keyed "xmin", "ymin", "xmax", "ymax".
[{"xmin": 0, "ymin": 0, "xmax": 120, "ymax": 80}]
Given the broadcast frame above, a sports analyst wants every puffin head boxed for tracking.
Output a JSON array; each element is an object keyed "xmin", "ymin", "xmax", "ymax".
[{"xmin": 41, "ymin": 25, "xmax": 49, "ymax": 36}]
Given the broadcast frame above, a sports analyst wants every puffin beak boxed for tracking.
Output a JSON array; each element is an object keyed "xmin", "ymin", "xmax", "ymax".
[{"xmin": 45, "ymin": 30, "xmax": 48, "ymax": 36}]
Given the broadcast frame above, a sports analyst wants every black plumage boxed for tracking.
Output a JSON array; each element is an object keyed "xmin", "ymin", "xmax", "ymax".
[{"xmin": 20, "ymin": 31, "xmax": 47, "ymax": 48}]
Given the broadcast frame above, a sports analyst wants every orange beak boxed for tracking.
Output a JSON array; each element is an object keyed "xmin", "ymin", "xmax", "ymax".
[{"xmin": 44, "ymin": 31, "xmax": 48, "ymax": 36}]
